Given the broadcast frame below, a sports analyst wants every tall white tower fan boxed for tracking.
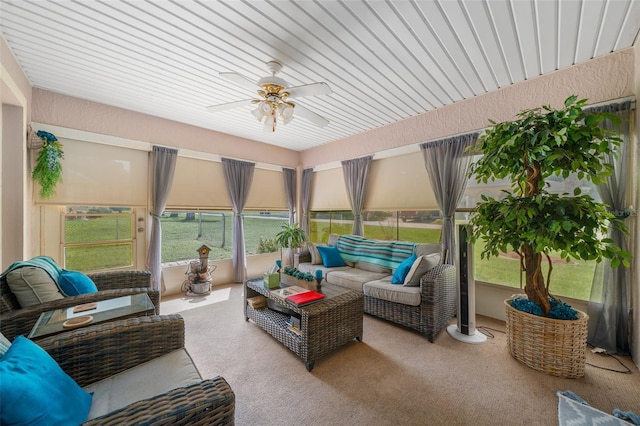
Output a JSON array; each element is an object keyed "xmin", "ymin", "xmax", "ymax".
[{"xmin": 447, "ymin": 224, "xmax": 487, "ymax": 344}]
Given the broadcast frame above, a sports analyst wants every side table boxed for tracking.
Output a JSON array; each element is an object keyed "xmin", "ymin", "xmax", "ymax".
[{"xmin": 28, "ymin": 293, "xmax": 155, "ymax": 339}]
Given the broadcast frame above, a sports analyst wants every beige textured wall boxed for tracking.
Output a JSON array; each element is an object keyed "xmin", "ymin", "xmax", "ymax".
[
  {"xmin": 2, "ymin": 105, "xmax": 25, "ymax": 265},
  {"xmin": 31, "ymin": 89, "xmax": 300, "ymax": 168},
  {"xmin": 301, "ymin": 49, "xmax": 635, "ymax": 168},
  {"xmin": 1, "ymin": 36, "xmax": 33, "ymax": 267}
]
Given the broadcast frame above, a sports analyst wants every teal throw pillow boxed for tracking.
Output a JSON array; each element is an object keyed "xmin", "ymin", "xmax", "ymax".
[
  {"xmin": 317, "ymin": 245, "xmax": 346, "ymax": 268},
  {"xmin": 0, "ymin": 336, "xmax": 92, "ymax": 425},
  {"xmin": 59, "ymin": 270, "xmax": 98, "ymax": 296},
  {"xmin": 392, "ymin": 254, "xmax": 417, "ymax": 284}
]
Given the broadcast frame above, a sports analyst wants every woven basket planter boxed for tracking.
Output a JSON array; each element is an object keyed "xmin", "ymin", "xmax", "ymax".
[{"xmin": 504, "ymin": 299, "xmax": 588, "ymax": 379}]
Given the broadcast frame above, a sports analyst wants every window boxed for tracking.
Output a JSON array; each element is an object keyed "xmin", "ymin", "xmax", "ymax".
[
  {"xmin": 458, "ymin": 211, "xmax": 596, "ymax": 301},
  {"xmin": 161, "ymin": 211, "xmax": 230, "ymax": 263},
  {"xmin": 460, "ymin": 156, "xmax": 601, "ymax": 301},
  {"xmin": 309, "ymin": 210, "xmax": 442, "ymax": 244},
  {"xmin": 63, "ymin": 207, "xmax": 135, "ymax": 272},
  {"xmin": 160, "ymin": 210, "xmax": 289, "ymax": 263},
  {"xmin": 309, "ymin": 211, "xmax": 353, "ymax": 243},
  {"xmin": 244, "ymin": 211, "xmax": 290, "ymax": 255}
]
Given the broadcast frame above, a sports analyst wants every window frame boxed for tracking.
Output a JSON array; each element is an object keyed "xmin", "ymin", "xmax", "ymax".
[{"xmin": 61, "ymin": 207, "xmax": 137, "ymax": 272}]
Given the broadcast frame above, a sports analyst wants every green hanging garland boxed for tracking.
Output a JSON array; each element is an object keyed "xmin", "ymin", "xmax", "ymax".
[{"xmin": 32, "ymin": 130, "xmax": 64, "ymax": 199}]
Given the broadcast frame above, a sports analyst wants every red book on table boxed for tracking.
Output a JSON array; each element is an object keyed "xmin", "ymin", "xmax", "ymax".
[{"xmin": 286, "ymin": 290, "xmax": 325, "ymax": 307}]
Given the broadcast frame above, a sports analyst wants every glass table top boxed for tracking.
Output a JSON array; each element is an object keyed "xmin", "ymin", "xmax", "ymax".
[{"xmin": 28, "ymin": 293, "xmax": 154, "ymax": 339}]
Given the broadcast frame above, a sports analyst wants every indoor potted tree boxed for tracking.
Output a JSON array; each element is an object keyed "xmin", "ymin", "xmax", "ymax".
[
  {"xmin": 467, "ymin": 95, "xmax": 630, "ymax": 378},
  {"xmin": 274, "ymin": 222, "xmax": 307, "ymax": 267}
]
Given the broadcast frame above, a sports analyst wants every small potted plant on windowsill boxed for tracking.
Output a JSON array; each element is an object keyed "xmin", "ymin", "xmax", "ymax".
[
  {"xmin": 274, "ymin": 223, "xmax": 307, "ymax": 267},
  {"xmin": 467, "ymin": 95, "xmax": 630, "ymax": 378},
  {"xmin": 31, "ymin": 130, "xmax": 64, "ymax": 199}
]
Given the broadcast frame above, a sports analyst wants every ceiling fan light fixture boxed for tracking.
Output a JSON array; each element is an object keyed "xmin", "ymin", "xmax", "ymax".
[
  {"xmin": 279, "ymin": 103, "xmax": 294, "ymax": 125},
  {"xmin": 210, "ymin": 61, "xmax": 330, "ymax": 133},
  {"xmin": 260, "ymin": 101, "xmax": 273, "ymax": 114},
  {"xmin": 264, "ymin": 114, "xmax": 276, "ymax": 132},
  {"xmin": 252, "ymin": 103, "xmax": 265, "ymax": 121}
]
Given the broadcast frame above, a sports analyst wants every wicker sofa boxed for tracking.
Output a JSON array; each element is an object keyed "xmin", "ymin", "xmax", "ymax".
[
  {"xmin": 296, "ymin": 235, "xmax": 456, "ymax": 342},
  {"xmin": 0, "ymin": 265, "xmax": 160, "ymax": 340},
  {"xmin": 18, "ymin": 315, "xmax": 235, "ymax": 425}
]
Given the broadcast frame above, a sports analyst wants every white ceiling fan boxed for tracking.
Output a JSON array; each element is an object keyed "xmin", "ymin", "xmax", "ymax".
[{"xmin": 205, "ymin": 61, "xmax": 332, "ymax": 132}]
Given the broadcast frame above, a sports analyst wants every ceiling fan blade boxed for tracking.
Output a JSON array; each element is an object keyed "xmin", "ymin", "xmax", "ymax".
[
  {"xmin": 205, "ymin": 99, "xmax": 254, "ymax": 112},
  {"xmin": 292, "ymin": 103, "xmax": 329, "ymax": 127},
  {"xmin": 220, "ymin": 72, "xmax": 259, "ymax": 90},
  {"xmin": 286, "ymin": 82, "xmax": 332, "ymax": 98}
]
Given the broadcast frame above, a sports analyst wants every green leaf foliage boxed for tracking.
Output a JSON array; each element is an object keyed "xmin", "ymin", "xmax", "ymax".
[
  {"xmin": 468, "ymin": 191, "xmax": 625, "ymax": 264},
  {"xmin": 274, "ymin": 222, "xmax": 307, "ymax": 249},
  {"xmin": 466, "ymin": 95, "xmax": 630, "ymax": 313},
  {"xmin": 32, "ymin": 138, "xmax": 64, "ymax": 199},
  {"xmin": 468, "ymin": 97, "xmax": 622, "ymax": 196}
]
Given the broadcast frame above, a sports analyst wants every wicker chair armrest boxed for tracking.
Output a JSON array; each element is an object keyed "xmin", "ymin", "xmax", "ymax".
[
  {"xmin": 419, "ymin": 263, "xmax": 456, "ymax": 298},
  {"xmin": 87, "ymin": 270, "xmax": 152, "ymax": 291},
  {"xmin": 419, "ymin": 263, "xmax": 457, "ymax": 341},
  {"xmin": 37, "ymin": 315, "xmax": 185, "ymax": 387},
  {"xmin": 83, "ymin": 376, "xmax": 235, "ymax": 426},
  {"xmin": 0, "ymin": 288, "xmax": 159, "ymax": 340},
  {"xmin": 294, "ymin": 249, "xmax": 311, "ymax": 267}
]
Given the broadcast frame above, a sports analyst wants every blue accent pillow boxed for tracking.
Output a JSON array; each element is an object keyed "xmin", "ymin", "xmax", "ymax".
[
  {"xmin": 392, "ymin": 254, "xmax": 417, "ymax": 284},
  {"xmin": 316, "ymin": 245, "xmax": 347, "ymax": 268},
  {"xmin": 0, "ymin": 336, "xmax": 92, "ymax": 425},
  {"xmin": 58, "ymin": 270, "xmax": 98, "ymax": 296}
]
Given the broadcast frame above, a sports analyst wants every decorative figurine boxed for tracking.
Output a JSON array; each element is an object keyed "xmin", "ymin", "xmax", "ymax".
[
  {"xmin": 183, "ymin": 244, "xmax": 216, "ymax": 296},
  {"xmin": 315, "ymin": 269, "xmax": 323, "ymax": 293}
]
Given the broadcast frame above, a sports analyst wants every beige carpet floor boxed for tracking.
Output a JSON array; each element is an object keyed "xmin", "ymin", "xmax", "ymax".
[{"xmin": 169, "ymin": 284, "xmax": 640, "ymax": 426}]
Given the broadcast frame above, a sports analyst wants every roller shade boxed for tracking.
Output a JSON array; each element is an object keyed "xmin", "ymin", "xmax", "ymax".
[
  {"xmin": 246, "ymin": 168, "xmax": 288, "ymax": 210},
  {"xmin": 166, "ymin": 156, "xmax": 286, "ymax": 210},
  {"xmin": 365, "ymin": 152, "xmax": 438, "ymax": 210},
  {"xmin": 166, "ymin": 157, "xmax": 229, "ymax": 209},
  {"xmin": 310, "ymin": 152, "xmax": 440, "ymax": 211},
  {"xmin": 35, "ymin": 138, "xmax": 147, "ymax": 206},
  {"xmin": 309, "ymin": 167, "xmax": 350, "ymax": 211}
]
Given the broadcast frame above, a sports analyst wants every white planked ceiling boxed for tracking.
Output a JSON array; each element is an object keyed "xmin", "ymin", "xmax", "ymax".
[{"xmin": 1, "ymin": 0, "xmax": 639, "ymax": 151}]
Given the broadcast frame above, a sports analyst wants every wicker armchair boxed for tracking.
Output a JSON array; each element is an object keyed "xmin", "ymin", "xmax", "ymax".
[
  {"xmin": 0, "ymin": 269, "xmax": 160, "ymax": 340},
  {"xmin": 36, "ymin": 315, "xmax": 235, "ymax": 425}
]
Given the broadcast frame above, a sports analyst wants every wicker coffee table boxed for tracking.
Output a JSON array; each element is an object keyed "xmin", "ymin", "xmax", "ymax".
[{"xmin": 244, "ymin": 277, "xmax": 363, "ymax": 371}]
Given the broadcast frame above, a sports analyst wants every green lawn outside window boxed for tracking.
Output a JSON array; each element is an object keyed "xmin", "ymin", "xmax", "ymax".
[{"xmin": 63, "ymin": 209, "xmax": 596, "ymax": 300}]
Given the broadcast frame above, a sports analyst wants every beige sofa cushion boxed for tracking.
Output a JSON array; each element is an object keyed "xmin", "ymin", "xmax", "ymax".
[
  {"xmin": 0, "ymin": 331, "xmax": 11, "ymax": 356},
  {"xmin": 325, "ymin": 269, "xmax": 388, "ymax": 293},
  {"xmin": 297, "ymin": 262, "xmax": 350, "ymax": 277},
  {"xmin": 6, "ymin": 267, "xmax": 64, "ymax": 308},
  {"xmin": 307, "ymin": 243, "xmax": 324, "ymax": 265},
  {"xmin": 403, "ymin": 253, "xmax": 441, "ymax": 287},
  {"xmin": 414, "ymin": 243, "xmax": 442, "ymax": 258},
  {"xmin": 354, "ymin": 261, "xmax": 391, "ymax": 274},
  {"xmin": 83, "ymin": 349, "xmax": 202, "ymax": 421},
  {"xmin": 364, "ymin": 278, "xmax": 421, "ymax": 306}
]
